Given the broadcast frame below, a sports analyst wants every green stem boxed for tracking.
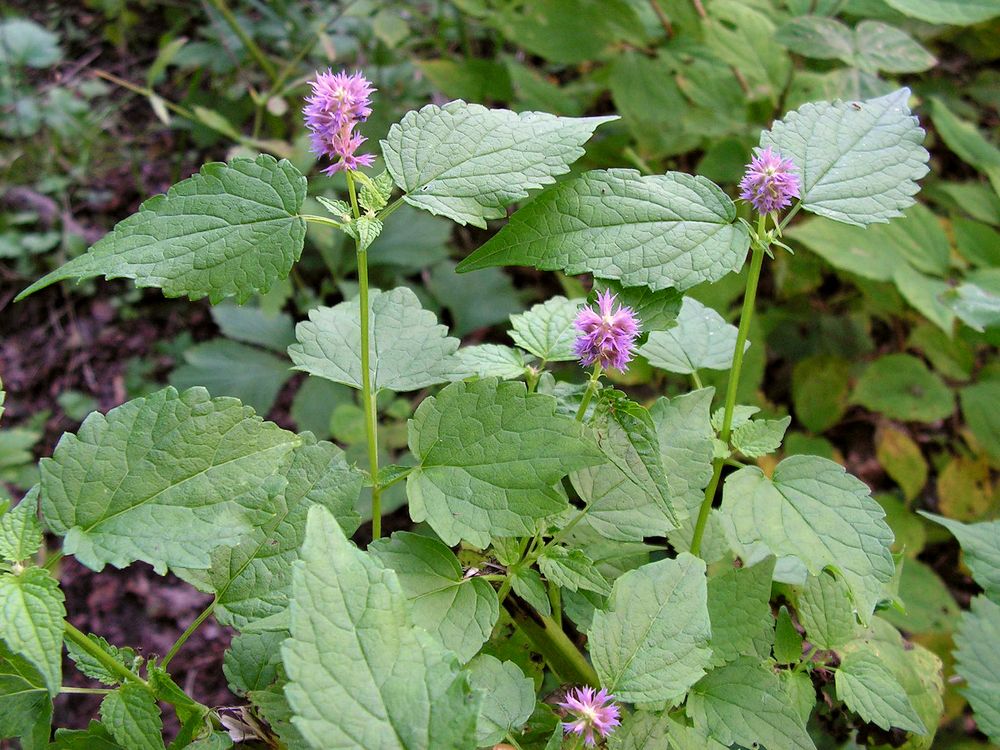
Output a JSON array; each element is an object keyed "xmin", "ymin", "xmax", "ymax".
[
  {"xmin": 206, "ymin": 0, "xmax": 278, "ymax": 83},
  {"xmin": 348, "ymin": 171, "xmax": 383, "ymax": 540},
  {"xmin": 575, "ymin": 364, "xmax": 603, "ymax": 421},
  {"xmin": 505, "ymin": 601, "xmax": 599, "ymax": 687},
  {"xmin": 63, "ymin": 621, "xmax": 153, "ymax": 694},
  {"xmin": 505, "ymin": 732, "xmax": 526, "ymax": 750},
  {"xmin": 690, "ymin": 217, "xmax": 768, "ymax": 557},
  {"xmin": 161, "ymin": 598, "xmax": 217, "ymax": 670},
  {"xmin": 376, "ymin": 196, "xmax": 406, "ymax": 222},
  {"xmin": 777, "ymin": 200, "xmax": 802, "ymax": 232},
  {"xmin": 60, "ymin": 686, "xmax": 113, "ymax": 695},
  {"xmin": 301, "ymin": 214, "xmax": 345, "ymax": 229},
  {"xmin": 691, "ymin": 370, "xmax": 704, "ymax": 390}
]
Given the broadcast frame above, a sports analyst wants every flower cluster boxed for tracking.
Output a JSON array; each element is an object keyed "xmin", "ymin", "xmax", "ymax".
[
  {"xmin": 738, "ymin": 146, "xmax": 800, "ymax": 214},
  {"xmin": 303, "ymin": 70, "xmax": 376, "ymax": 175},
  {"xmin": 573, "ymin": 290, "xmax": 640, "ymax": 372},
  {"xmin": 558, "ymin": 686, "xmax": 621, "ymax": 746}
]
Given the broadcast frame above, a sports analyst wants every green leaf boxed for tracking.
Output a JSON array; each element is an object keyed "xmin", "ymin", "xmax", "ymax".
[
  {"xmin": 640, "ymin": 298, "xmax": 747, "ymax": 375},
  {"xmin": 510, "ymin": 567, "xmax": 551, "ymax": 616},
  {"xmin": 796, "ymin": 571, "xmax": 859, "ymax": 650},
  {"xmin": 853, "ymin": 21, "xmax": 936, "ymax": 74},
  {"xmin": 953, "ymin": 596, "xmax": 1000, "ymax": 743},
  {"xmin": 836, "ymin": 644, "xmax": 927, "ymax": 734},
  {"xmin": 706, "ymin": 556, "xmax": 775, "ymax": 666},
  {"xmin": 880, "ymin": 558, "xmax": 960, "ymax": 634},
  {"xmin": 65, "ymin": 634, "xmax": 138, "ymax": 686},
  {"xmin": 100, "ymin": 684, "xmax": 164, "ymax": 750},
  {"xmin": 954, "ymin": 218, "xmax": 1000, "ymax": 268},
  {"xmin": 382, "ymin": 100, "xmax": 614, "ymax": 228},
  {"xmin": 289, "ymin": 287, "xmax": 460, "ymax": 394},
  {"xmin": 892, "ymin": 263, "xmax": 956, "ymax": 333},
  {"xmin": 40, "ymin": 387, "xmax": 300, "ymax": 573},
  {"xmin": 688, "ymin": 657, "xmax": 816, "ymax": 750},
  {"xmin": 852, "ymin": 354, "xmax": 954, "ymax": 423},
  {"xmin": 170, "ymin": 339, "xmax": 292, "ymax": 415},
  {"xmin": 449, "ymin": 345, "xmax": 529, "ymax": 380},
  {"xmin": 0, "ymin": 643, "xmax": 52, "ymax": 747},
  {"xmin": 607, "ymin": 710, "xmax": 671, "ymax": 750},
  {"xmin": 17, "ymin": 155, "xmax": 307, "ymax": 304},
  {"xmin": 960, "ymin": 381, "xmax": 1000, "ymax": 462},
  {"xmin": 467, "ymin": 655, "xmax": 535, "ymax": 746},
  {"xmin": 732, "ymin": 416, "xmax": 791, "ymax": 459},
  {"xmin": 359, "ymin": 171, "xmax": 394, "ymax": 214},
  {"xmin": 884, "ymin": 0, "xmax": 999, "ymax": 25},
  {"xmin": 776, "ymin": 16, "xmax": 854, "ymax": 62},
  {"xmin": 593, "ymin": 280, "xmax": 682, "ymax": 332},
  {"xmin": 407, "ymin": 379, "xmax": 602, "ymax": 547},
  {"xmin": 705, "ymin": 1, "xmax": 791, "ymax": 101},
  {"xmin": 223, "ymin": 630, "xmax": 284, "ymax": 696},
  {"xmin": 427, "ymin": 262, "xmax": 524, "ymax": 338},
  {"xmin": 0, "ymin": 487, "xmax": 42, "ymax": 562},
  {"xmin": 721, "ymin": 455, "xmax": 894, "ymax": 622},
  {"xmin": 590, "ymin": 553, "xmax": 712, "ymax": 703},
  {"xmin": 369, "ymin": 531, "xmax": 499, "ymax": 663},
  {"xmin": 51, "ymin": 721, "xmax": 125, "ymax": 750},
  {"xmin": 790, "ymin": 354, "xmax": 851, "ymax": 434},
  {"xmin": 176, "ymin": 436, "xmax": 363, "ymax": 628},
  {"xmin": 210, "ymin": 303, "xmax": 296, "ymax": 353},
  {"xmin": 0, "ymin": 567, "xmax": 64, "ymax": 696},
  {"xmin": 0, "ymin": 18, "xmax": 62, "ymax": 68},
  {"xmin": 942, "ymin": 282, "xmax": 1000, "ymax": 332},
  {"xmin": 458, "ymin": 170, "xmax": 749, "ymax": 292},
  {"xmin": 919, "ymin": 514, "xmax": 1000, "ymax": 601},
  {"xmin": 774, "ymin": 605, "xmax": 804, "ymax": 664},
  {"xmin": 508, "ymin": 296, "xmax": 583, "ymax": 363},
  {"xmin": 282, "ymin": 506, "xmax": 479, "ymax": 749},
  {"xmin": 761, "ymin": 88, "xmax": 929, "ymax": 226},
  {"xmin": 538, "ymin": 546, "xmax": 611, "ymax": 596},
  {"xmin": 875, "ymin": 426, "xmax": 927, "ymax": 503}
]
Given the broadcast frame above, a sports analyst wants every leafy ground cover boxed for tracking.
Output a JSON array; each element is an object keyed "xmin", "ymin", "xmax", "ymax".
[{"xmin": 1, "ymin": 1, "xmax": 998, "ymax": 748}]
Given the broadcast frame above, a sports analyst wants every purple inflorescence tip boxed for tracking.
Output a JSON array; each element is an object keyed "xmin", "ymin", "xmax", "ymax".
[
  {"xmin": 738, "ymin": 146, "xmax": 801, "ymax": 214},
  {"xmin": 558, "ymin": 686, "xmax": 622, "ymax": 747},
  {"xmin": 573, "ymin": 290, "xmax": 640, "ymax": 372},
  {"xmin": 303, "ymin": 70, "xmax": 376, "ymax": 175}
]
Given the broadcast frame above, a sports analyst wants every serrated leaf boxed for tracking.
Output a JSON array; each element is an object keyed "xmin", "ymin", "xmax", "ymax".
[
  {"xmin": 508, "ymin": 296, "xmax": 583, "ymax": 363},
  {"xmin": 919, "ymin": 514, "xmax": 1000, "ymax": 601},
  {"xmin": 712, "ymin": 405, "xmax": 759, "ymax": 434},
  {"xmin": 100, "ymin": 684, "xmax": 164, "ymax": 750},
  {"xmin": 852, "ymin": 354, "xmax": 954, "ymax": 423},
  {"xmin": 688, "ymin": 657, "xmax": 816, "ymax": 750},
  {"xmin": 223, "ymin": 630, "xmax": 284, "ymax": 696},
  {"xmin": 359, "ymin": 171, "xmax": 394, "ymax": 214},
  {"xmin": 797, "ymin": 571, "xmax": 859, "ymax": 650},
  {"xmin": 538, "ymin": 546, "xmax": 611, "ymax": 595},
  {"xmin": 885, "ymin": 0, "xmax": 999, "ymax": 25},
  {"xmin": 458, "ymin": 169, "xmax": 750, "ymax": 291},
  {"xmin": 732, "ymin": 416, "xmax": 791, "ymax": 459},
  {"xmin": 50, "ymin": 721, "xmax": 125, "ymax": 750},
  {"xmin": 407, "ymin": 379, "xmax": 602, "ymax": 547},
  {"xmin": 369, "ymin": 531, "xmax": 499, "ymax": 662},
  {"xmin": 467, "ymin": 655, "xmax": 535, "ymax": 746},
  {"xmin": 854, "ymin": 21, "xmax": 935, "ymax": 74},
  {"xmin": 382, "ymin": 100, "xmax": 614, "ymax": 227},
  {"xmin": 65, "ymin": 634, "xmax": 138, "ymax": 686},
  {"xmin": 640, "ymin": 298, "xmax": 747, "ymax": 375},
  {"xmin": 590, "ymin": 553, "xmax": 712, "ymax": 703},
  {"xmin": 289, "ymin": 287, "xmax": 460, "ymax": 394},
  {"xmin": 942, "ymin": 282, "xmax": 1000, "ymax": 332},
  {"xmin": 510, "ymin": 567, "xmax": 551, "ymax": 616},
  {"xmin": 953, "ymin": 596, "xmax": 1000, "ymax": 743},
  {"xmin": 0, "ymin": 18, "xmax": 62, "ymax": 68},
  {"xmin": 930, "ymin": 97, "xmax": 1000, "ymax": 196},
  {"xmin": 707, "ymin": 557, "xmax": 775, "ymax": 666},
  {"xmin": 721, "ymin": 455, "xmax": 894, "ymax": 622},
  {"xmin": 776, "ymin": 16, "xmax": 855, "ymax": 61},
  {"xmin": 760, "ymin": 88, "xmax": 929, "ymax": 226},
  {"xmin": 0, "ymin": 487, "xmax": 42, "ymax": 562},
  {"xmin": 343, "ymin": 216, "xmax": 383, "ymax": 252},
  {"xmin": 176, "ymin": 437, "xmax": 363, "ymax": 629},
  {"xmin": 449, "ymin": 345, "xmax": 529, "ymax": 380},
  {"xmin": 835, "ymin": 645, "xmax": 926, "ymax": 734},
  {"xmin": 0, "ymin": 643, "xmax": 52, "ymax": 747},
  {"xmin": 39, "ymin": 387, "xmax": 299, "ymax": 573},
  {"xmin": 282, "ymin": 506, "xmax": 479, "ymax": 749},
  {"xmin": 0, "ymin": 567, "xmax": 64, "ymax": 696},
  {"xmin": 17, "ymin": 155, "xmax": 306, "ymax": 303}
]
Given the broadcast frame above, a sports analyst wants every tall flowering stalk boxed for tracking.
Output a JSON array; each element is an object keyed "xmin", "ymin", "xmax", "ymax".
[{"xmin": 738, "ymin": 147, "xmax": 800, "ymax": 215}]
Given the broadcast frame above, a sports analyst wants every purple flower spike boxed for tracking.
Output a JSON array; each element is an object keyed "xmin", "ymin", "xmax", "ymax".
[
  {"xmin": 738, "ymin": 146, "xmax": 801, "ymax": 215},
  {"xmin": 558, "ymin": 686, "xmax": 621, "ymax": 747},
  {"xmin": 304, "ymin": 70, "xmax": 376, "ymax": 175},
  {"xmin": 573, "ymin": 290, "xmax": 640, "ymax": 372}
]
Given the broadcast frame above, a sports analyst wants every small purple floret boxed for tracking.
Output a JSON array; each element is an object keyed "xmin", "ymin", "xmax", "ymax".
[
  {"xmin": 303, "ymin": 70, "xmax": 376, "ymax": 175},
  {"xmin": 573, "ymin": 290, "xmax": 640, "ymax": 372},
  {"xmin": 738, "ymin": 146, "xmax": 801, "ymax": 214},
  {"xmin": 558, "ymin": 686, "xmax": 621, "ymax": 747}
]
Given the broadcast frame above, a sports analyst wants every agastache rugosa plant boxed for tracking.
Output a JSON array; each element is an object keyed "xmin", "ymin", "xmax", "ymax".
[{"xmin": 5, "ymin": 72, "xmax": 983, "ymax": 750}]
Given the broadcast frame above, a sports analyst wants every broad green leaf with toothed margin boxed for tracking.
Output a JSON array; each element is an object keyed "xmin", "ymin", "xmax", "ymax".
[
  {"xmin": 17, "ymin": 155, "xmax": 306, "ymax": 304},
  {"xmin": 0, "ymin": 487, "xmax": 42, "ymax": 563},
  {"xmin": 289, "ymin": 287, "xmax": 461, "ymax": 394},
  {"xmin": 448, "ymin": 345, "xmax": 529, "ymax": 381},
  {"xmin": 508, "ymin": 296, "xmax": 583, "ymax": 363},
  {"xmin": 0, "ymin": 643, "xmax": 52, "ymax": 747},
  {"xmin": 953, "ymin": 596, "xmax": 1000, "ymax": 743},
  {"xmin": 707, "ymin": 556, "xmax": 775, "ymax": 666},
  {"xmin": 0, "ymin": 567, "xmax": 64, "ymax": 696},
  {"xmin": 382, "ymin": 100, "xmax": 615, "ymax": 227},
  {"xmin": 590, "ymin": 553, "xmax": 712, "ymax": 703},
  {"xmin": 39, "ymin": 386, "xmax": 300, "ymax": 574},
  {"xmin": 721, "ymin": 455, "xmax": 894, "ymax": 623},
  {"xmin": 640, "ymin": 297, "xmax": 747, "ymax": 375},
  {"xmin": 370, "ymin": 531, "xmax": 499, "ymax": 663},
  {"xmin": 688, "ymin": 658, "xmax": 816, "ymax": 750},
  {"xmin": 458, "ymin": 170, "xmax": 750, "ymax": 292},
  {"xmin": 282, "ymin": 506, "xmax": 479, "ymax": 749},
  {"xmin": 99, "ymin": 684, "xmax": 164, "ymax": 750},
  {"xmin": 760, "ymin": 88, "xmax": 928, "ymax": 226},
  {"xmin": 467, "ymin": 655, "xmax": 535, "ymax": 746},
  {"xmin": 176, "ymin": 435, "xmax": 364, "ymax": 629},
  {"xmin": 835, "ymin": 646, "xmax": 926, "ymax": 734},
  {"xmin": 407, "ymin": 378, "xmax": 603, "ymax": 547},
  {"xmin": 920, "ymin": 514, "xmax": 1000, "ymax": 602},
  {"xmin": 796, "ymin": 571, "xmax": 859, "ymax": 650}
]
